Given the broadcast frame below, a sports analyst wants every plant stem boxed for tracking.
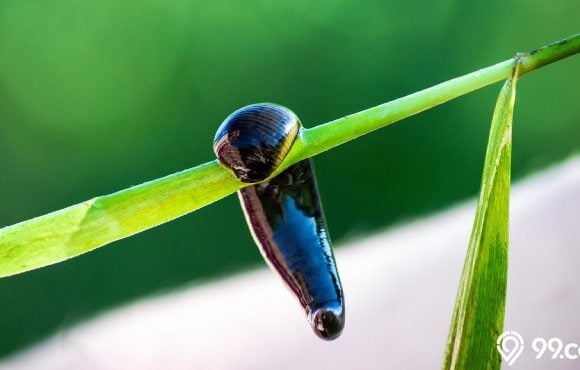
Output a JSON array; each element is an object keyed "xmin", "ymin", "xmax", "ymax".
[
  {"xmin": 0, "ymin": 33, "xmax": 578, "ymax": 278},
  {"xmin": 287, "ymin": 33, "xmax": 579, "ymax": 165}
]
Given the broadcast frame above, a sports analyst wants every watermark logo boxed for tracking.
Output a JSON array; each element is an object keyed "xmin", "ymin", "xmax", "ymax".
[
  {"xmin": 497, "ymin": 331, "xmax": 525, "ymax": 366},
  {"xmin": 497, "ymin": 331, "xmax": 580, "ymax": 366}
]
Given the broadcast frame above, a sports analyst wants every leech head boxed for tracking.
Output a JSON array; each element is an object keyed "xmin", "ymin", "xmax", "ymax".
[
  {"xmin": 310, "ymin": 301, "xmax": 345, "ymax": 340},
  {"xmin": 213, "ymin": 103, "xmax": 300, "ymax": 183}
]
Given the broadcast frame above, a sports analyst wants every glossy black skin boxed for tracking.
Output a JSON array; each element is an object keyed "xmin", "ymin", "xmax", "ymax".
[
  {"xmin": 213, "ymin": 104, "xmax": 345, "ymax": 340},
  {"xmin": 213, "ymin": 103, "xmax": 299, "ymax": 183},
  {"xmin": 238, "ymin": 159, "xmax": 344, "ymax": 340}
]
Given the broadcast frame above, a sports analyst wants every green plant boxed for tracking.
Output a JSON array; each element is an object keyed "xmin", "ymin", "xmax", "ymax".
[
  {"xmin": 444, "ymin": 57, "xmax": 519, "ymax": 369},
  {"xmin": 0, "ymin": 32, "xmax": 578, "ymax": 368}
]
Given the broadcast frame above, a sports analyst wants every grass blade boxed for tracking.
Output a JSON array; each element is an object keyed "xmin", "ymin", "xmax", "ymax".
[
  {"xmin": 0, "ymin": 34, "xmax": 577, "ymax": 278},
  {"xmin": 0, "ymin": 161, "xmax": 241, "ymax": 277},
  {"xmin": 443, "ymin": 62, "xmax": 520, "ymax": 369}
]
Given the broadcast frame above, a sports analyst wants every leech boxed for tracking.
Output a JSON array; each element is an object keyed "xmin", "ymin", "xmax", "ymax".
[{"xmin": 213, "ymin": 103, "xmax": 345, "ymax": 340}]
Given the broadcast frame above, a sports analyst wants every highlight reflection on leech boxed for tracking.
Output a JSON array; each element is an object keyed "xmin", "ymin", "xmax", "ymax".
[{"xmin": 213, "ymin": 103, "xmax": 345, "ymax": 340}]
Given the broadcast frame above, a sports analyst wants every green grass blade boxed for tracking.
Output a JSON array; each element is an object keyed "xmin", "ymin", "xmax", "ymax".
[
  {"xmin": 0, "ymin": 161, "xmax": 241, "ymax": 277},
  {"xmin": 443, "ymin": 63, "xmax": 519, "ymax": 369},
  {"xmin": 0, "ymin": 34, "xmax": 577, "ymax": 278}
]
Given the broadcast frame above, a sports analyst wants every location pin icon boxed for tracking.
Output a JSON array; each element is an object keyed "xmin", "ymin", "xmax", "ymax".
[{"xmin": 497, "ymin": 331, "xmax": 525, "ymax": 366}]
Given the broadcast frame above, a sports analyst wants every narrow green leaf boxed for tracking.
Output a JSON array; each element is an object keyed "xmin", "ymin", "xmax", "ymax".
[
  {"xmin": 0, "ymin": 34, "xmax": 577, "ymax": 278},
  {"xmin": 443, "ymin": 62, "xmax": 520, "ymax": 369},
  {"xmin": 0, "ymin": 161, "xmax": 241, "ymax": 277}
]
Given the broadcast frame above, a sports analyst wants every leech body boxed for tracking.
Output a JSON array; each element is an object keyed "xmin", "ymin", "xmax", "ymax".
[
  {"xmin": 238, "ymin": 159, "xmax": 344, "ymax": 340},
  {"xmin": 213, "ymin": 103, "xmax": 345, "ymax": 340}
]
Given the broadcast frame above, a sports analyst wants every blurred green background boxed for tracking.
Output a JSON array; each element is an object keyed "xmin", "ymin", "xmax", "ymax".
[{"xmin": 0, "ymin": 0, "xmax": 578, "ymax": 359}]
